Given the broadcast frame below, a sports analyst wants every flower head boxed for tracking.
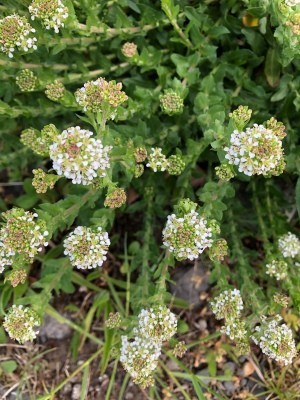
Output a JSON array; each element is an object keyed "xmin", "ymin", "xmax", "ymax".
[
  {"xmin": 215, "ymin": 164, "xmax": 235, "ymax": 181},
  {"xmin": 120, "ymin": 335, "xmax": 161, "ymax": 388},
  {"xmin": 122, "ymin": 42, "xmax": 137, "ymax": 57},
  {"xmin": 224, "ymin": 124, "xmax": 285, "ymax": 176},
  {"xmin": 64, "ymin": 226, "xmax": 110, "ymax": 269},
  {"xmin": 173, "ymin": 341, "xmax": 187, "ymax": 358},
  {"xmin": 49, "ymin": 126, "xmax": 111, "ymax": 185},
  {"xmin": 45, "ymin": 80, "xmax": 65, "ymax": 101},
  {"xmin": 134, "ymin": 147, "xmax": 147, "ymax": 163},
  {"xmin": 104, "ymin": 188, "xmax": 126, "ymax": 208},
  {"xmin": 211, "ymin": 289, "xmax": 244, "ymax": 320},
  {"xmin": 0, "ymin": 208, "xmax": 48, "ymax": 266},
  {"xmin": 0, "ymin": 14, "xmax": 37, "ymax": 58},
  {"xmin": 32, "ymin": 169, "xmax": 59, "ymax": 193},
  {"xmin": 29, "ymin": 0, "xmax": 68, "ymax": 33},
  {"xmin": 221, "ymin": 319, "xmax": 248, "ymax": 341},
  {"xmin": 16, "ymin": 69, "xmax": 37, "ymax": 92},
  {"xmin": 137, "ymin": 306, "xmax": 177, "ymax": 342},
  {"xmin": 229, "ymin": 105, "xmax": 252, "ymax": 130},
  {"xmin": 162, "ymin": 209, "xmax": 213, "ymax": 261},
  {"xmin": 208, "ymin": 238, "xmax": 228, "ymax": 262},
  {"xmin": 75, "ymin": 77, "xmax": 128, "ymax": 116},
  {"xmin": 6, "ymin": 269, "xmax": 27, "ymax": 287},
  {"xmin": 273, "ymin": 292, "xmax": 289, "ymax": 308},
  {"xmin": 278, "ymin": 232, "xmax": 300, "ymax": 258},
  {"xmin": 266, "ymin": 260, "xmax": 288, "ymax": 280},
  {"xmin": 252, "ymin": 318, "xmax": 297, "ymax": 365},
  {"xmin": 167, "ymin": 155, "xmax": 185, "ymax": 175},
  {"xmin": 159, "ymin": 90, "xmax": 184, "ymax": 116},
  {"xmin": 146, "ymin": 147, "xmax": 169, "ymax": 172},
  {"xmin": 3, "ymin": 305, "xmax": 40, "ymax": 343},
  {"xmin": 105, "ymin": 312, "xmax": 122, "ymax": 329},
  {"xmin": 285, "ymin": 0, "xmax": 300, "ymax": 6}
]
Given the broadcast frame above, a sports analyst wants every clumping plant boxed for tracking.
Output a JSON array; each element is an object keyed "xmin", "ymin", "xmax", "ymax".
[{"xmin": 1, "ymin": 0, "xmax": 300, "ymax": 397}]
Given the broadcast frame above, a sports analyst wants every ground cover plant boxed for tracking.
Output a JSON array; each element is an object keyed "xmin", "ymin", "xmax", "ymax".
[{"xmin": 0, "ymin": 0, "xmax": 300, "ymax": 398}]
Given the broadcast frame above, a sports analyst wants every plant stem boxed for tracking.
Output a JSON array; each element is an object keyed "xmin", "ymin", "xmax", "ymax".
[
  {"xmin": 39, "ymin": 345, "xmax": 103, "ymax": 399},
  {"xmin": 141, "ymin": 189, "xmax": 154, "ymax": 300}
]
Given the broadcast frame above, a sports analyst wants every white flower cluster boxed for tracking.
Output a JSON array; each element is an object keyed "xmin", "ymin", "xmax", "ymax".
[
  {"xmin": 120, "ymin": 335, "xmax": 161, "ymax": 387},
  {"xmin": 49, "ymin": 126, "xmax": 111, "ymax": 185},
  {"xmin": 137, "ymin": 306, "xmax": 177, "ymax": 342},
  {"xmin": 146, "ymin": 147, "xmax": 169, "ymax": 172},
  {"xmin": 266, "ymin": 260, "xmax": 288, "ymax": 280},
  {"xmin": 121, "ymin": 305, "xmax": 177, "ymax": 387},
  {"xmin": 3, "ymin": 305, "xmax": 40, "ymax": 344},
  {"xmin": 29, "ymin": 0, "xmax": 68, "ymax": 33},
  {"xmin": 224, "ymin": 124, "xmax": 285, "ymax": 176},
  {"xmin": 285, "ymin": 0, "xmax": 300, "ymax": 6},
  {"xmin": 211, "ymin": 289, "xmax": 244, "ymax": 320},
  {"xmin": 220, "ymin": 319, "xmax": 248, "ymax": 341},
  {"xmin": 252, "ymin": 318, "xmax": 297, "ymax": 365},
  {"xmin": 278, "ymin": 232, "xmax": 300, "ymax": 258},
  {"xmin": 0, "ymin": 15, "xmax": 37, "ymax": 58},
  {"xmin": 0, "ymin": 209, "xmax": 48, "ymax": 272},
  {"xmin": 64, "ymin": 226, "xmax": 110, "ymax": 269},
  {"xmin": 162, "ymin": 210, "xmax": 213, "ymax": 261}
]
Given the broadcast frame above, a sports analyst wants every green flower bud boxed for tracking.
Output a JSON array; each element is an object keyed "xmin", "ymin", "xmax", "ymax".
[
  {"xmin": 229, "ymin": 105, "xmax": 252, "ymax": 130},
  {"xmin": 273, "ymin": 292, "xmax": 289, "ymax": 308},
  {"xmin": 160, "ymin": 90, "xmax": 184, "ymax": 116},
  {"xmin": 45, "ymin": 80, "xmax": 65, "ymax": 101},
  {"xmin": 105, "ymin": 312, "xmax": 122, "ymax": 329},
  {"xmin": 16, "ymin": 69, "xmax": 37, "ymax": 92},
  {"xmin": 134, "ymin": 164, "xmax": 144, "ymax": 178},
  {"xmin": 167, "ymin": 155, "xmax": 185, "ymax": 175},
  {"xmin": 173, "ymin": 341, "xmax": 187, "ymax": 358},
  {"xmin": 215, "ymin": 164, "xmax": 235, "ymax": 181}
]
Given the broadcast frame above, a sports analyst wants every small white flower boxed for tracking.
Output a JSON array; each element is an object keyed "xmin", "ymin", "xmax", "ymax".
[{"xmin": 278, "ymin": 232, "xmax": 300, "ymax": 258}]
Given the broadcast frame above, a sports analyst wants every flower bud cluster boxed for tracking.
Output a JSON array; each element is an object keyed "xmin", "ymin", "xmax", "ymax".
[
  {"xmin": 21, "ymin": 124, "xmax": 57, "ymax": 156},
  {"xmin": 146, "ymin": 148, "xmax": 185, "ymax": 175},
  {"xmin": 75, "ymin": 77, "xmax": 128, "ymax": 116},
  {"xmin": 252, "ymin": 318, "xmax": 297, "ymax": 365},
  {"xmin": 29, "ymin": 0, "xmax": 69, "ymax": 33},
  {"xmin": 3, "ymin": 305, "xmax": 40, "ymax": 343},
  {"xmin": 208, "ymin": 238, "xmax": 228, "ymax": 262},
  {"xmin": 224, "ymin": 123, "xmax": 286, "ymax": 176},
  {"xmin": 45, "ymin": 80, "xmax": 65, "ymax": 101},
  {"xmin": 105, "ymin": 312, "xmax": 122, "ymax": 329},
  {"xmin": 278, "ymin": 232, "xmax": 300, "ymax": 258},
  {"xmin": 220, "ymin": 319, "xmax": 248, "ymax": 341},
  {"xmin": 211, "ymin": 289, "xmax": 244, "ymax": 320},
  {"xmin": 32, "ymin": 169, "xmax": 59, "ymax": 193},
  {"xmin": 0, "ymin": 208, "xmax": 48, "ymax": 271},
  {"xmin": 16, "ymin": 69, "xmax": 37, "ymax": 92},
  {"xmin": 173, "ymin": 341, "xmax": 187, "ymax": 358},
  {"xmin": 64, "ymin": 226, "xmax": 110, "ymax": 269},
  {"xmin": 122, "ymin": 42, "xmax": 137, "ymax": 57},
  {"xmin": 273, "ymin": 292, "xmax": 289, "ymax": 308},
  {"xmin": 215, "ymin": 164, "xmax": 235, "ymax": 181},
  {"xmin": 120, "ymin": 305, "xmax": 177, "ymax": 388},
  {"xmin": 159, "ymin": 90, "xmax": 184, "ymax": 115},
  {"xmin": 136, "ymin": 306, "xmax": 177, "ymax": 342},
  {"xmin": 49, "ymin": 126, "xmax": 111, "ymax": 185},
  {"xmin": 266, "ymin": 260, "xmax": 288, "ymax": 280},
  {"xmin": 134, "ymin": 164, "xmax": 144, "ymax": 178},
  {"xmin": 134, "ymin": 147, "xmax": 147, "ymax": 163},
  {"xmin": 167, "ymin": 155, "xmax": 185, "ymax": 175},
  {"xmin": 162, "ymin": 209, "xmax": 213, "ymax": 261},
  {"xmin": 0, "ymin": 15, "xmax": 37, "ymax": 58},
  {"xmin": 6, "ymin": 269, "xmax": 27, "ymax": 287},
  {"xmin": 104, "ymin": 188, "xmax": 126, "ymax": 208},
  {"xmin": 229, "ymin": 105, "xmax": 252, "ymax": 129}
]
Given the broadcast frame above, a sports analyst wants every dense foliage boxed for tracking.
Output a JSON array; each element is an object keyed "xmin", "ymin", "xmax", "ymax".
[{"xmin": 0, "ymin": 0, "xmax": 300, "ymax": 397}]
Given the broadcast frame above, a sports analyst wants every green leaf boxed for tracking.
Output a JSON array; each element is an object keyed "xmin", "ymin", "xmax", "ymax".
[
  {"xmin": 0, "ymin": 360, "xmax": 17, "ymax": 374},
  {"xmin": 264, "ymin": 48, "xmax": 281, "ymax": 88}
]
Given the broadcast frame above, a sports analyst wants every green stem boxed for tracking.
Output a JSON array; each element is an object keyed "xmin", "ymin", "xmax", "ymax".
[{"xmin": 141, "ymin": 190, "xmax": 154, "ymax": 300}]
